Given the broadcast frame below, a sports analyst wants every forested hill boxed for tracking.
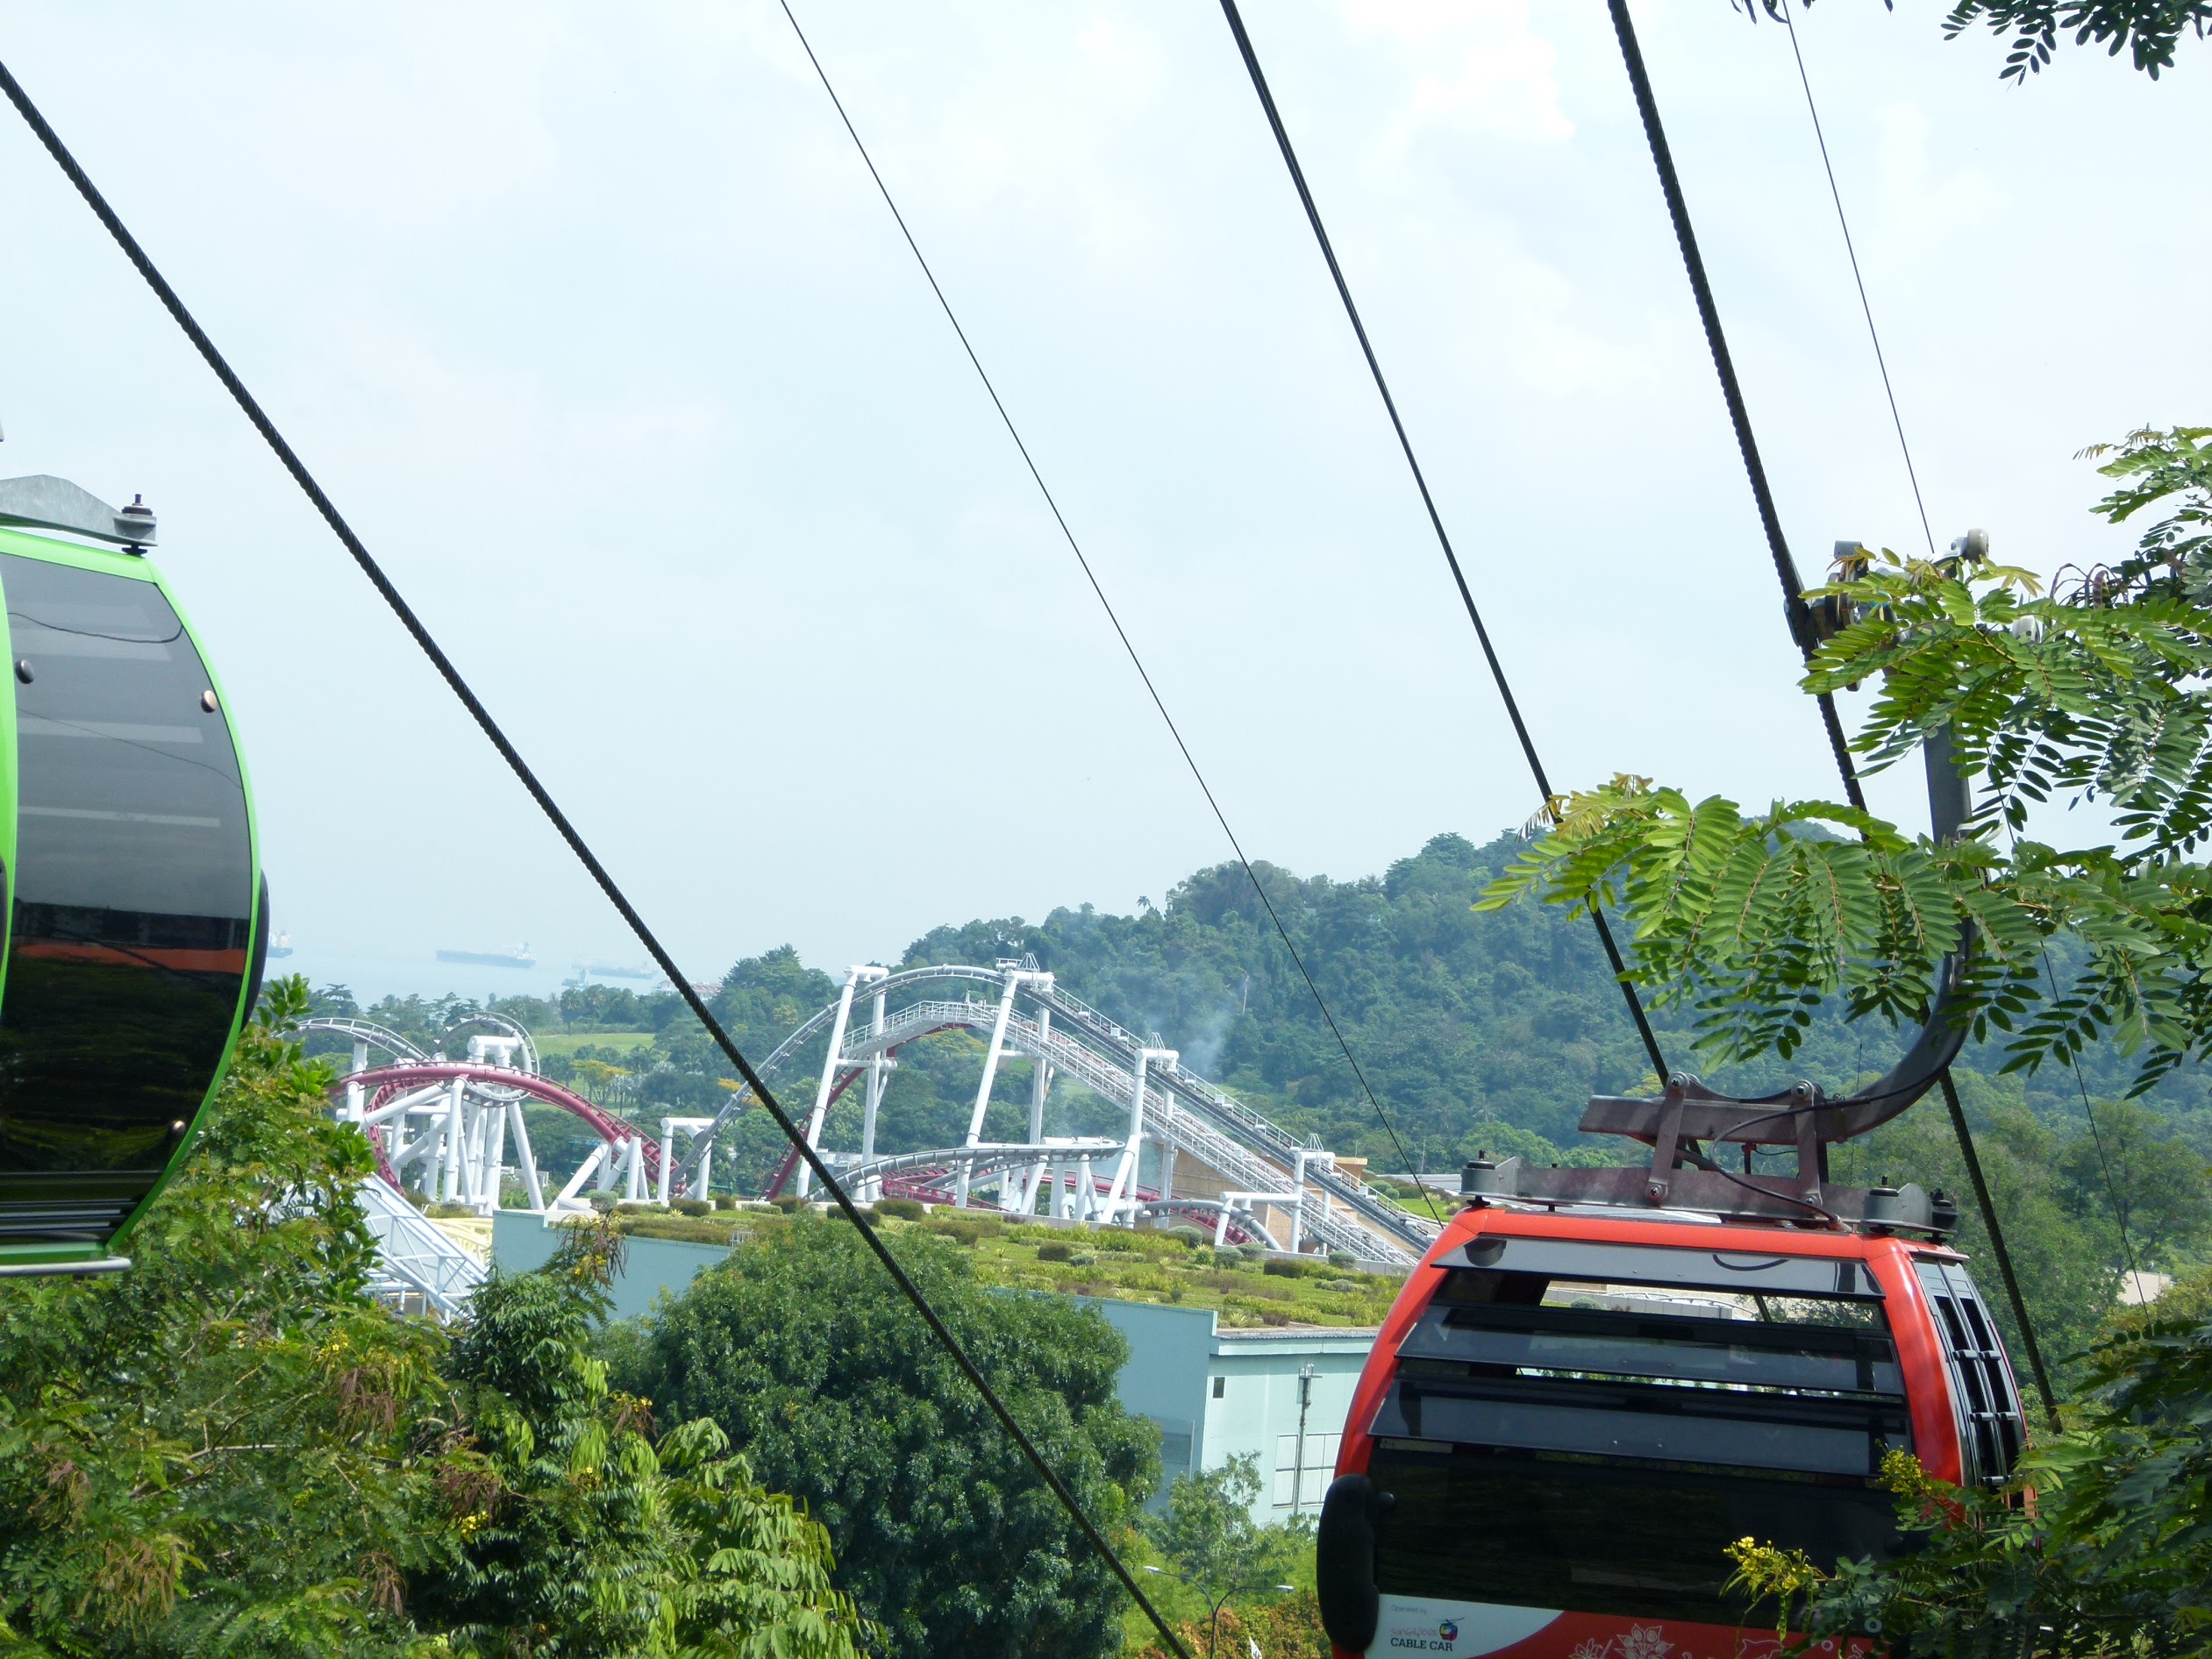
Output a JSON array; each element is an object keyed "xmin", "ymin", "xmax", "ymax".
[
  {"xmin": 880, "ymin": 830, "xmax": 2211, "ymax": 1167},
  {"xmin": 319, "ymin": 829, "xmax": 2210, "ymax": 1181}
]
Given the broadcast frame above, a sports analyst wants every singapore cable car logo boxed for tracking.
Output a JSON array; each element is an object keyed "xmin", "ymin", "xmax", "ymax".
[{"xmin": 1384, "ymin": 1618, "xmax": 1464, "ymax": 1651}]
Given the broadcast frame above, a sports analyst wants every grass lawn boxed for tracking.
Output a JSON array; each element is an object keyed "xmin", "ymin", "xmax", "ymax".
[
  {"xmin": 533, "ymin": 1029, "xmax": 659, "ymax": 1057},
  {"xmin": 603, "ymin": 1208, "xmax": 1404, "ymax": 1329}
]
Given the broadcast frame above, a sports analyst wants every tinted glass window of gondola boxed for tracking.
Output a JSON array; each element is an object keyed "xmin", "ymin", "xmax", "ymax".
[
  {"xmin": 0, "ymin": 553, "xmax": 253, "ymax": 1184},
  {"xmin": 1367, "ymin": 1242, "xmax": 1909, "ymax": 1625}
]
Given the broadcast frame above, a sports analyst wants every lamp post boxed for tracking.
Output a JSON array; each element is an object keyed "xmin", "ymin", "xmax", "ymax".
[{"xmin": 1142, "ymin": 1565, "xmax": 1297, "ymax": 1658}]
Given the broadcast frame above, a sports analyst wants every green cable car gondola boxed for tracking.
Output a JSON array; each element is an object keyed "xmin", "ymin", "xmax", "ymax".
[{"xmin": 0, "ymin": 475, "xmax": 265, "ymax": 1276}]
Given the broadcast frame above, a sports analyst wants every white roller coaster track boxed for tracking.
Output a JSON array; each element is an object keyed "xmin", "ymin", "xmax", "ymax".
[
  {"xmin": 680, "ymin": 964, "xmax": 1440, "ymax": 1263},
  {"xmin": 849, "ymin": 1001, "xmax": 1403, "ymax": 1260}
]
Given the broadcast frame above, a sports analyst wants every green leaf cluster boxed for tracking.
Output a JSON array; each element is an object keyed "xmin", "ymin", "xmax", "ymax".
[
  {"xmin": 1729, "ymin": 1301, "xmax": 2212, "ymax": 1655},
  {"xmin": 1478, "ymin": 781, "xmax": 1983, "ymax": 1064},
  {"xmin": 1749, "ymin": 0, "xmax": 2210, "ymax": 82},
  {"xmin": 1936, "ymin": 0, "xmax": 2212, "ymax": 79},
  {"xmin": 1481, "ymin": 426, "xmax": 2212, "ymax": 1096},
  {"xmin": 416, "ymin": 1224, "xmax": 869, "ymax": 1657},
  {"xmin": 1140, "ymin": 1452, "xmax": 1309, "ymax": 1612}
]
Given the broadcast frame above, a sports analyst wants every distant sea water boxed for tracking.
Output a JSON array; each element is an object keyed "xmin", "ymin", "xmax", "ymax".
[{"xmin": 273, "ymin": 950, "xmax": 580, "ymax": 1006}]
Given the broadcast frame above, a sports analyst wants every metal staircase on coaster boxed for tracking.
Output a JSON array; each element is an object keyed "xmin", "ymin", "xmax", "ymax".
[{"xmin": 355, "ymin": 1170, "xmax": 485, "ymax": 1317}]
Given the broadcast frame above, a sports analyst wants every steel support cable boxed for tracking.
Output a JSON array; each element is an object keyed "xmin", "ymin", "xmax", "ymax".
[
  {"xmin": 1603, "ymin": 0, "xmax": 2060, "ymax": 1424},
  {"xmin": 0, "ymin": 58, "xmax": 1193, "ymax": 1658},
  {"xmin": 1779, "ymin": 7, "xmax": 2147, "ymax": 1308},
  {"xmin": 770, "ymin": 0, "xmax": 1442, "ymax": 1228},
  {"xmin": 1213, "ymin": 0, "xmax": 1673, "ymax": 1090},
  {"xmin": 1602, "ymin": 0, "xmax": 1866, "ymax": 815}
]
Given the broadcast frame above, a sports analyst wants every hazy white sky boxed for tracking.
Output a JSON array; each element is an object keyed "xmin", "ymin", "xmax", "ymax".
[{"xmin": 2, "ymin": 1, "xmax": 2202, "ymax": 1000}]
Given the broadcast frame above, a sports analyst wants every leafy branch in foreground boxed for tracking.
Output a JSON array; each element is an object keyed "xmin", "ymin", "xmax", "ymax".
[
  {"xmin": 1478, "ymin": 426, "xmax": 2212, "ymax": 1093},
  {"xmin": 1727, "ymin": 1305, "xmax": 2212, "ymax": 1655},
  {"xmin": 1745, "ymin": 0, "xmax": 2210, "ymax": 82}
]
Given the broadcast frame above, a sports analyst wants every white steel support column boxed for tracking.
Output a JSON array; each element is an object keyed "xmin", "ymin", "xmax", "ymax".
[
  {"xmin": 509, "ymin": 1104, "xmax": 546, "ymax": 1212},
  {"xmin": 657, "ymin": 1117, "xmax": 675, "ymax": 1206},
  {"xmin": 1160, "ymin": 1142, "xmax": 1179, "ymax": 1203},
  {"xmin": 963, "ymin": 974, "xmax": 1023, "ymax": 1149},
  {"xmin": 482, "ymin": 1101, "xmax": 510, "ymax": 1214},
  {"xmin": 1028, "ymin": 1008, "xmax": 1052, "ymax": 1143},
  {"xmin": 1016, "ymin": 1008, "xmax": 1052, "ymax": 1216},
  {"xmin": 346, "ymin": 1039, "xmax": 369, "ymax": 1120},
  {"xmin": 554, "ymin": 1141, "xmax": 609, "ymax": 1208},
  {"xmin": 441, "ymin": 1077, "xmax": 467, "ymax": 1202},
  {"xmin": 463, "ymin": 1102, "xmax": 489, "ymax": 1207},
  {"xmin": 1106, "ymin": 1048, "xmax": 1175, "ymax": 1220},
  {"xmin": 624, "ymin": 1137, "xmax": 644, "ymax": 1202},
  {"xmin": 1103, "ymin": 1052, "xmax": 1149, "ymax": 1214},
  {"xmin": 860, "ymin": 986, "xmax": 888, "ymax": 1166},
  {"xmin": 796, "ymin": 970, "xmax": 863, "ymax": 1200}
]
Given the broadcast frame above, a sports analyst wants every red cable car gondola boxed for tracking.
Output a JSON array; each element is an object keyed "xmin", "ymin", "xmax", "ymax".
[
  {"xmin": 1315, "ymin": 757, "xmax": 2029, "ymax": 1659},
  {"xmin": 1314, "ymin": 1189, "xmax": 2024, "ymax": 1659}
]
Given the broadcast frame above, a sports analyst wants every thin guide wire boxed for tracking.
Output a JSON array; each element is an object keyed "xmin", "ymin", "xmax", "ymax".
[
  {"xmin": 774, "ymin": 0, "xmax": 1443, "ymax": 1223},
  {"xmin": 1604, "ymin": 0, "xmax": 2059, "ymax": 1424},
  {"xmin": 1776, "ymin": 7, "xmax": 2142, "ymax": 1356},
  {"xmin": 1777, "ymin": 4, "xmax": 1938, "ymax": 563}
]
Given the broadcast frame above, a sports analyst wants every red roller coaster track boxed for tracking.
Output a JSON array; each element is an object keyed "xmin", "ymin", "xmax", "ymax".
[{"xmin": 338, "ymin": 1061, "xmax": 674, "ymax": 1194}]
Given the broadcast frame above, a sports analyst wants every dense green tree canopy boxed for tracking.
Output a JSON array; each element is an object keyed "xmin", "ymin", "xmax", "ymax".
[
  {"xmin": 616, "ymin": 1219, "xmax": 1158, "ymax": 1659},
  {"xmin": 0, "ymin": 980, "xmax": 865, "ymax": 1659},
  {"xmin": 1139, "ymin": 1454, "xmax": 1309, "ymax": 1651}
]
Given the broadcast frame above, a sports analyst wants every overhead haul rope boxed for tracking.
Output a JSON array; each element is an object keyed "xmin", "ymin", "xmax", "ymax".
[
  {"xmin": 770, "ymin": 0, "xmax": 1442, "ymax": 1226},
  {"xmin": 1605, "ymin": 0, "xmax": 2059, "ymax": 1422},
  {"xmin": 1780, "ymin": 4, "xmax": 2146, "ymax": 1314},
  {"xmin": 1214, "ymin": 0, "xmax": 1673, "ymax": 1090},
  {"xmin": 0, "ymin": 57, "xmax": 1194, "ymax": 1656}
]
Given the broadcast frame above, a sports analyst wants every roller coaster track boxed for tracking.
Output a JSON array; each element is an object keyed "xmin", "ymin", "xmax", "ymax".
[
  {"xmin": 681, "ymin": 964, "xmax": 1438, "ymax": 1262},
  {"xmin": 305, "ymin": 1016, "xmax": 428, "ymax": 1064}
]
